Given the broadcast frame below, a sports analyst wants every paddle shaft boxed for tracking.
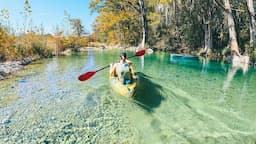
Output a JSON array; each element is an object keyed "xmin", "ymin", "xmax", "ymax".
[
  {"xmin": 78, "ymin": 49, "xmax": 146, "ymax": 81},
  {"xmin": 96, "ymin": 65, "xmax": 110, "ymax": 72}
]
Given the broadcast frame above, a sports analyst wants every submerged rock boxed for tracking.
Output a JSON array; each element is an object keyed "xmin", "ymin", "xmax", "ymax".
[
  {"xmin": 2, "ymin": 118, "xmax": 11, "ymax": 124},
  {"xmin": 62, "ymin": 123, "xmax": 73, "ymax": 129},
  {"xmin": 0, "ymin": 71, "xmax": 7, "ymax": 77},
  {"xmin": 60, "ymin": 49, "xmax": 72, "ymax": 56},
  {"xmin": 0, "ymin": 57, "xmax": 37, "ymax": 80},
  {"xmin": 0, "ymin": 74, "xmax": 4, "ymax": 80}
]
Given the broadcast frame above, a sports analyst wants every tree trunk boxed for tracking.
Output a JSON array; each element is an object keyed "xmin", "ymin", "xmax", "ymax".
[
  {"xmin": 204, "ymin": 3, "xmax": 212, "ymax": 54},
  {"xmin": 247, "ymin": 0, "xmax": 256, "ymax": 46},
  {"xmin": 172, "ymin": 0, "xmax": 176, "ymax": 18},
  {"xmin": 165, "ymin": 5, "xmax": 169, "ymax": 26},
  {"xmin": 204, "ymin": 23, "xmax": 212, "ymax": 52},
  {"xmin": 223, "ymin": 0, "xmax": 241, "ymax": 57},
  {"xmin": 139, "ymin": 0, "xmax": 148, "ymax": 48}
]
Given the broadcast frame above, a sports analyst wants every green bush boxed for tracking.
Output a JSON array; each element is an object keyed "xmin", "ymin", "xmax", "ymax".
[{"xmin": 32, "ymin": 42, "xmax": 44, "ymax": 56}]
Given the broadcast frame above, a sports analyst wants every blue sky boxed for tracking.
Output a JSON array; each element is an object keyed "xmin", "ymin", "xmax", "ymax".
[{"xmin": 0, "ymin": 0, "xmax": 98, "ymax": 34}]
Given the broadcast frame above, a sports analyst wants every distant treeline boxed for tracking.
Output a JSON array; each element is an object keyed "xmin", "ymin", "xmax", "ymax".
[
  {"xmin": 0, "ymin": 26, "xmax": 96, "ymax": 61},
  {"xmin": 90, "ymin": 0, "xmax": 256, "ymax": 61},
  {"xmin": 1, "ymin": 0, "xmax": 256, "ymax": 62}
]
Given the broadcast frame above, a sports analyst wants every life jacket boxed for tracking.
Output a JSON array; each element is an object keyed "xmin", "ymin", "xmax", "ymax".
[{"xmin": 116, "ymin": 62, "xmax": 132, "ymax": 84}]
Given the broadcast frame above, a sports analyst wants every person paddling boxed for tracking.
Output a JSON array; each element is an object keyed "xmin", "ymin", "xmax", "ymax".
[{"xmin": 109, "ymin": 52, "xmax": 133, "ymax": 84}]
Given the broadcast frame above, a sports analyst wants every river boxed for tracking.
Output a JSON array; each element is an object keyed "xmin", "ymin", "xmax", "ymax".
[{"xmin": 0, "ymin": 50, "xmax": 256, "ymax": 143}]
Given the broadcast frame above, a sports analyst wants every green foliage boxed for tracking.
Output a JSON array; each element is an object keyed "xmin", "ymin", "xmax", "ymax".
[
  {"xmin": 91, "ymin": 1, "xmax": 142, "ymax": 45},
  {"xmin": 90, "ymin": 0, "xmax": 255, "ymax": 62},
  {"xmin": 1, "ymin": 0, "xmax": 255, "ymax": 63},
  {"xmin": 68, "ymin": 19, "xmax": 85, "ymax": 38},
  {"xmin": 32, "ymin": 42, "xmax": 48, "ymax": 57},
  {"xmin": 15, "ymin": 33, "xmax": 52, "ymax": 58},
  {"xmin": 245, "ymin": 42, "xmax": 256, "ymax": 62}
]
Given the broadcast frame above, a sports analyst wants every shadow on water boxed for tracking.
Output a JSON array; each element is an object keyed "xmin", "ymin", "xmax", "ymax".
[{"xmin": 132, "ymin": 72, "xmax": 165, "ymax": 113}]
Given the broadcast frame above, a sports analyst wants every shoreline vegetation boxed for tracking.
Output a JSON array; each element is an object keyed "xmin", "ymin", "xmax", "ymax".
[
  {"xmin": 0, "ymin": 57, "xmax": 38, "ymax": 80},
  {"xmin": 1, "ymin": 44, "xmax": 255, "ymax": 81}
]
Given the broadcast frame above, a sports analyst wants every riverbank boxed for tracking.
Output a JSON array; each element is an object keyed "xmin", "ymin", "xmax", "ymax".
[
  {"xmin": 1, "ymin": 46, "xmax": 254, "ymax": 81},
  {"xmin": 0, "ymin": 57, "xmax": 38, "ymax": 80},
  {"xmin": 0, "ymin": 47, "xmax": 96, "ymax": 80},
  {"xmin": 0, "ymin": 45, "xmax": 136, "ymax": 80},
  {"xmin": 0, "ymin": 47, "xmax": 102, "ymax": 81}
]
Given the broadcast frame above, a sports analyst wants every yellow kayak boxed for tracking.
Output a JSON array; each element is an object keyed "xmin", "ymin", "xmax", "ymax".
[{"xmin": 109, "ymin": 67, "xmax": 137, "ymax": 97}]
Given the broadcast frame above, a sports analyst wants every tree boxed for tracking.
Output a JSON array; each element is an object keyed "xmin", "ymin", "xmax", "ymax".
[
  {"xmin": 203, "ymin": 0, "xmax": 212, "ymax": 54},
  {"xmin": 223, "ymin": 0, "xmax": 241, "ymax": 57},
  {"xmin": 90, "ymin": 0, "xmax": 149, "ymax": 48},
  {"xmin": 90, "ymin": 0, "xmax": 255, "ymax": 62},
  {"xmin": 0, "ymin": 9, "xmax": 10, "ymax": 27},
  {"xmin": 138, "ymin": 0, "xmax": 148, "ymax": 48},
  {"xmin": 64, "ymin": 11, "xmax": 86, "ymax": 38},
  {"xmin": 69, "ymin": 18, "xmax": 85, "ymax": 38},
  {"xmin": 247, "ymin": 0, "xmax": 256, "ymax": 46}
]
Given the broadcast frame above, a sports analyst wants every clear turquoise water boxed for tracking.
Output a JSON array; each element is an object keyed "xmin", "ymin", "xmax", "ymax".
[{"xmin": 0, "ymin": 50, "xmax": 256, "ymax": 143}]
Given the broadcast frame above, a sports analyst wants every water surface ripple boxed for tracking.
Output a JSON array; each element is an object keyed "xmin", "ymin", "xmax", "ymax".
[{"xmin": 0, "ymin": 50, "xmax": 256, "ymax": 144}]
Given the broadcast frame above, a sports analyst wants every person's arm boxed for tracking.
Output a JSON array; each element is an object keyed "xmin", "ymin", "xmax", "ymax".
[
  {"xmin": 109, "ymin": 63, "xmax": 117, "ymax": 76},
  {"xmin": 126, "ymin": 59, "xmax": 132, "ymax": 66}
]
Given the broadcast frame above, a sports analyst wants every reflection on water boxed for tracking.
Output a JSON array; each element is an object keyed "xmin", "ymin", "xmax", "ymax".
[
  {"xmin": 140, "ymin": 56, "xmax": 144, "ymax": 70},
  {"xmin": 0, "ymin": 51, "xmax": 256, "ymax": 144},
  {"xmin": 170, "ymin": 54, "xmax": 199, "ymax": 63},
  {"xmin": 82, "ymin": 50, "xmax": 95, "ymax": 72}
]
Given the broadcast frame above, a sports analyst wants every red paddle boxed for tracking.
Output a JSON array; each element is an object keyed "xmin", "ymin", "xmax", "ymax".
[{"xmin": 78, "ymin": 49, "xmax": 146, "ymax": 81}]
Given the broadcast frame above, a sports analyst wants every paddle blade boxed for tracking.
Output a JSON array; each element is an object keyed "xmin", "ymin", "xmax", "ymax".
[
  {"xmin": 135, "ymin": 49, "xmax": 146, "ymax": 57},
  {"xmin": 78, "ymin": 71, "xmax": 96, "ymax": 81}
]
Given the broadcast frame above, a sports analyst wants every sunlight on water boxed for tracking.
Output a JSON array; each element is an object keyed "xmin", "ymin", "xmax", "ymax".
[{"xmin": 0, "ymin": 50, "xmax": 256, "ymax": 143}]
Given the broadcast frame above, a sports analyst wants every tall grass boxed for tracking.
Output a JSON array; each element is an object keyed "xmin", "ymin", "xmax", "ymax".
[{"xmin": 0, "ymin": 26, "xmax": 91, "ymax": 62}]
